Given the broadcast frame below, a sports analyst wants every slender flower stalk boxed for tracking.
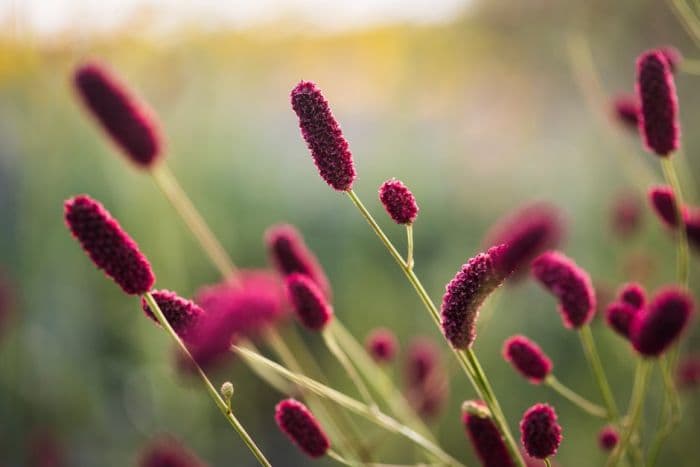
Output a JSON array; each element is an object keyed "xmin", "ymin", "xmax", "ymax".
[
  {"xmin": 544, "ymin": 375, "xmax": 607, "ymax": 418},
  {"xmin": 323, "ymin": 326, "xmax": 378, "ymax": 408},
  {"xmin": 578, "ymin": 325, "xmax": 619, "ymax": 421},
  {"xmin": 406, "ymin": 224, "xmax": 415, "ymax": 270},
  {"xmin": 660, "ymin": 158, "xmax": 690, "ymax": 287}
]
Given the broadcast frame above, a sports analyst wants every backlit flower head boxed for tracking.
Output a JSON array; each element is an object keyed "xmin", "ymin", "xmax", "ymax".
[
  {"xmin": 141, "ymin": 290, "xmax": 204, "ymax": 341},
  {"xmin": 531, "ymin": 251, "xmax": 596, "ymax": 329},
  {"xmin": 463, "ymin": 401, "xmax": 515, "ymax": 467},
  {"xmin": 285, "ymin": 273, "xmax": 333, "ymax": 331},
  {"xmin": 605, "ymin": 302, "xmax": 639, "ymax": 340},
  {"xmin": 503, "ymin": 335, "xmax": 553, "ymax": 384},
  {"xmin": 611, "ymin": 191, "xmax": 642, "ymax": 237},
  {"xmin": 275, "ymin": 399, "xmax": 330, "ymax": 458},
  {"xmin": 365, "ymin": 328, "xmax": 398, "ymax": 363},
  {"xmin": 74, "ymin": 61, "xmax": 163, "ymax": 167},
  {"xmin": 379, "ymin": 178, "xmax": 419, "ymax": 225},
  {"xmin": 611, "ymin": 94, "xmax": 640, "ymax": 131},
  {"xmin": 618, "ymin": 282, "xmax": 646, "ymax": 310},
  {"xmin": 676, "ymin": 355, "xmax": 700, "ymax": 389},
  {"xmin": 291, "ymin": 81, "xmax": 355, "ymax": 191},
  {"xmin": 520, "ymin": 403, "xmax": 562, "ymax": 459},
  {"xmin": 64, "ymin": 195, "xmax": 155, "ymax": 295},
  {"xmin": 441, "ymin": 245, "xmax": 512, "ymax": 349},
  {"xmin": 636, "ymin": 50, "xmax": 680, "ymax": 156},
  {"xmin": 631, "ymin": 286, "xmax": 694, "ymax": 357},
  {"xmin": 598, "ymin": 426, "xmax": 619, "ymax": 452},
  {"xmin": 138, "ymin": 436, "xmax": 206, "ymax": 467},
  {"xmin": 649, "ymin": 185, "xmax": 681, "ymax": 228}
]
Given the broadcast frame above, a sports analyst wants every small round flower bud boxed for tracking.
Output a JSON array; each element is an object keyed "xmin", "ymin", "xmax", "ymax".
[
  {"xmin": 598, "ymin": 426, "xmax": 619, "ymax": 451},
  {"xmin": 285, "ymin": 273, "xmax": 333, "ymax": 331},
  {"xmin": 618, "ymin": 282, "xmax": 646, "ymax": 310},
  {"xmin": 275, "ymin": 399, "xmax": 330, "ymax": 458},
  {"xmin": 520, "ymin": 403, "xmax": 562, "ymax": 459},
  {"xmin": 221, "ymin": 381, "xmax": 234, "ymax": 400},
  {"xmin": 379, "ymin": 178, "xmax": 419, "ymax": 225},
  {"xmin": 365, "ymin": 328, "xmax": 398, "ymax": 363},
  {"xmin": 503, "ymin": 335, "xmax": 553, "ymax": 384}
]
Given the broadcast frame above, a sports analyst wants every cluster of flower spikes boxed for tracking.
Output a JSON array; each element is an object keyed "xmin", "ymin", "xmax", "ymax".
[
  {"xmin": 138, "ymin": 436, "xmax": 207, "ymax": 467},
  {"xmin": 403, "ymin": 337, "xmax": 449, "ymax": 419}
]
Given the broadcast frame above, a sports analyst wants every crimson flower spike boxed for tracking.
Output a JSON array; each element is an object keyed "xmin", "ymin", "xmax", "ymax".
[
  {"xmin": 519, "ymin": 403, "xmax": 562, "ymax": 460},
  {"xmin": 284, "ymin": 273, "xmax": 333, "ymax": 331},
  {"xmin": 531, "ymin": 251, "xmax": 596, "ymax": 329},
  {"xmin": 379, "ymin": 178, "xmax": 419, "ymax": 225},
  {"xmin": 290, "ymin": 81, "xmax": 356, "ymax": 191},
  {"xmin": 463, "ymin": 401, "xmax": 515, "ymax": 467},
  {"xmin": 64, "ymin": 195, "xmax": 155, "ymax": 295},
  {"xmin": 275, "ymin": 399, "xmax": 330, "ymax": 459},
  {"xmin": 648, "ymin": 185, "xmax": 681, "ymax": 228},
  {"xmin": 440, "ymin": 244, "xmax": 512, "ymax": 349},
  {"xmin": 141, "ymin": 290, "xmax": 204, "ymax": 341},
  {"xmin": 502, "ymin": 335, "xmax": 553, "ymax": 384},
  {"xmin": 636, "ymin": 50, "xmax": 680, "ymax": 157},
  {"xmin": 658, "ymin": 46, "xmax": 683, "ymax": 73},
  {"xmin": 73, "ymin": 61, "xmax": 164, "ymax": 168}
]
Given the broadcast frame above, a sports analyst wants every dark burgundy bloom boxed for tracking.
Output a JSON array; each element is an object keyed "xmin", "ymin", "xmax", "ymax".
[
  {"xmin": 441, "ymin": 245, "xmax": 512, "ymax": 349},
  {"xmin": 531, "ymin": 251, "xmax": 596, "ymax": 329},
  {"xmin": 676, "ymin": 355, "xmax": 700, "ymax": 389},
  {"xmin": 684, "ymin": 208, "xmax": 700, "ymax": 250},
  {"xmin": 658, "ymin": 46, "xmax": 683, "ymax": 73},
  {"xmin": 404, "ymin": 338, "xmax": 449, "ymax": 419},
  {"xmin": 618, "ymin": 282, "xmax": 646, "ymax": 310},
  {"xmin": 636, "ymin": 50, "xmax": 680, "ymax": 156},
  {"xmin": 365, "ymin": 328, "xmax": 398, "ymax": 363},
  {"xmin": 598, "ymin": 426, "xmax": 619, "ymax": 451},
  {"xmin": 74, "ymin": 61, "xmax": 163, "ymax": 167},
  {"xmin": 631, "ymin": 287, "xmax": 694, "ymax": 357},
  {"xmin": 285, "ymin": 273, "xmax": 333, "ymax": 331},
  {"xmin": 64, "ymin": 195, "xmax": 155, "ymax": 295},
  {"xmin": 138, "ymin": 436, "xmax": 206, "ymax": 467},
  {"xmin": 275, "ymin": 399, "xmax": 330, "ymax": 458},
  {"xmin": 265, "ymin": 224, "xmax": 331, "ymax": 298},
  {"xmin": 290, "ymin": 81, "xmax": 355, "ymax": 191},
  {"xmin": 483, "ymin": 203, "xmax": 564, "ymax": 279},
  {"xmin": 649, "ymin": 186, "xmax": 681, "ymax": 228},
  {"xmin": 379, "ymin": 178, "xmax": 419, "ymax": 225},
  {"xmin": 503, "ymin": 335, "xmax": 553, "ymax": 384},
  {"xmin": 605, "ymin": 302, "xmax": 639, "ymax": 339},
  {"xmin": 520, "ymin": 403, "xmax": 562, "ymax": 459},
  {"xmin": 141, "ymin": 290, "xmax": 204, "ymax": 341},
  {"xmin": 463, "ymin": 402, "xmax": 515, "ymax": 467},
  {"xmin": 610, "ymin": 192, "xmax": 642, "ymax": 237},
  {"xmin": 611, "ymin": 94, "xmax": 640, "ymax": 131}
]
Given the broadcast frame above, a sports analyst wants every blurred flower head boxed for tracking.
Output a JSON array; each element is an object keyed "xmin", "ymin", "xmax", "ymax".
[{"xmin": 275, "ymin": 399, "xmax": 330, "ymax": 458}]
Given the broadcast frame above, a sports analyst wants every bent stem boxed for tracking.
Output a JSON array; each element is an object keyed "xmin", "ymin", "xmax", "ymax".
[
  {"xmin": 647, "ymin": 357, "xmax": 682, "ymax": 466},
  {"xmin": 346, "ymin": 189, "xmax": 524, "ymax": 467},
  {"xmin": 578, "ymin": 325, "xmax": 619, "ymax": 421},
  {"xmin": 143, "ymin": 293, "xmax": 270, "ymax": 467},
  {"xmin": 660, "ymin": 157, "xmax": 690, "ymax": 289},
  {"xmin": 544, "ymin": 459, "xmax": 552, "ymax": 467},
  {"xmin": 406, "ymin": 224, "xmax": 415, "ymax": 269},
  {"xmin": 545, "ymin": 375, "xmax": 607, "ymax": 418}
]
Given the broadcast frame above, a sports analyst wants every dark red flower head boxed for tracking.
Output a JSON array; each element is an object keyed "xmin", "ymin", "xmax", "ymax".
[
  {"xmin": 463, "ymin": 401, "xmax": 515, "ymax": 467},
  {"xmin": 503, "ymin": 335, "xmax": 553, "ymax": 384},
  {"xmin": 365, "ymin": 328, "xmax": 398, "ymax": 363},
  {"xmin": 141, "ymin": 290, "xmax": 204, "ymax": 341},
  {"xmin": 676, "ymin": 355, "xmax": 700, "ymax": 389},
  {"xmin": 611, "ymin": 191, "xmax": 642, "ymax": 237},
  {"xmin": 441, "ymin": 245, "xmax": 512, "ymax": 349},
  {"xmin": 64, "ymin": 195, "xmax": 155, "ymax": 295},
  {"xmin": 275, "ymin": 399, "xmax": 330, "ymax": 458},
  {"xmin": 265, "ymin": 224, "xmax": 331, "ymax": 298},
  {"xmin": 138, "ymin": 436, "xmax": 206, "ymax": 467},
  {"xmin": 618, "ymin": 282, "xmax": 646, "ymax": 310},
  {"xmin": 649, "ymin": 185, "xmax": 681, "ymax": 228},
  {"xmin": 598, "ymin": 426, "xmax": 619, "ymax": 452},
  {"xmin": 404, "ymin": 338, "xmax": 448, "ymax": 419},
  {"xmin": 285, "ymin": 273, "xmax": 333, "ymax": 331},
  {"xmin": 290, "ymin": 81, "xmax": 356, "ymax": 191},
  {"xmin": 658, "ymin": 46, "xmax": 683, "ymax": 73},
  {"xmin": 520, "ymin": 403, "xmax": 562, "ymax": 459},
  {"xmin": 483, "ymin": 203, "xmax": 564, "ymax": 280},
  {"xmin": 605, "ymin": 302, "xmax": 639, "ymax": 340},
  {"xmin": 636, "ymin": 50, "xmax": 680, "ymax": 157},
  {"xmin": 684, "ymin": 208, "xmax": 700, "ymax": 250},
  {"xmin": 74, "ymin": 61, "xmax": 163, "ymax": 167},
  {"xmin": 379, "ymin": 178, "xmax": 419, "ymax": 225},
  {"xmin": 631, "ymin": 287, "xmax": 694, "ymax": 357},
  {"xmin": 611, "ymin": 94, "xmax": 640, "ymax": 131},
  {"xmin": 531, "ymin": 251, "xmax": 596, "ymax": 329}
]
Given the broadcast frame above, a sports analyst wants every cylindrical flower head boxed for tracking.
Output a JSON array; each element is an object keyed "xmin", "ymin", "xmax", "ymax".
[
  {"xmin": 605, "ymin": 302, "xmax": 639, "ymax": 339},
  {"xmin": 611, "ymin": 192, "xmax": 642, "ymax": 237},
  {"xmin": 264, "ymin": 224, "xmax": 331, "ymax": 298},
  {"xmin": 503, "ymin": 335, "xmax": 553, "ymax": 384},
  {"xmin": 365, "ymin": 328, "xmax": 398, "ymax": 363},
  {"xmin": 658, "ymin": 46, "xmax": 683, "ymax": 73},
  {"xmin": 139, "ymin": 436, "xmax": 206, "ymax": 467},
  {"xmin": 290, "ymin": 81, "xmax": 355, "ymax": 191},
  {"xmin": 676, "ymin": 355, "xmax": 700, "ymax": 389},
  {"xmin": 636, "ymin": 50, "xmax": 680, "ymax": 156},
  {"xmin": 463, "ymin": 402, "xmax": 515, "ymax": 467},
  {"xmin": 64, "ymin": 195, "xmax": 155, "ymax": 295},
  {"xmin": 483, "ymin": 203, "xmax": 564, "ymax": 279},
  {"xmin": 275, "ymin": 399, "xmax": 330, "ymax": 458},
  {"xmin": 141, "ymin": 290, "xmax": 204, "ymax": 341},
  {"xmin": 618, "ymin": 282, "xmax": 646, "ymax": 310},
  {"xmin": 611, "ymin": 94, "xmax": 640, "ymax": 131},
  {"xmin": 285, "ymin": 273, "xmax": 333, "ymax": 331},
  {"xmin": 520, "ymin": 403, "xmax": 562, "ymax": 459},
  {"xmin": 631, "ymin": 287, "xmax": 694, "ymax": 357},
  {"xmin": 441, "ymin": 245, "xmax": 512, "ymax": 348},
  {"xmin": 379, "ymin": 178, "xmax": 419, "ymax": 225},
  {"xmin": 598, "ymin": 426, "xmax": 619, "ymax": 452},
  {"xmin": 649, "ymin": 186, "xmax": 681, "ymax": 228},
  {"xmin": 74, "ymin": 61, "xmax": 163, "ymax": 167}
]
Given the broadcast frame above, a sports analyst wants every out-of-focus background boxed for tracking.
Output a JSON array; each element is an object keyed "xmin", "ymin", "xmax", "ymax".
[{"xmin": 1, "ymin": 0, "xmax": 699, "ymax": 465}]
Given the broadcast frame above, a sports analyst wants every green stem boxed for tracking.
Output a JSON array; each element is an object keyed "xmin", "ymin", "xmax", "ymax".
[
  {"xmin": 406, "ymin": 224, "xmax": 415, "ymax": 270},
  {"xmin": 545, "ymin": 375, "xmax": 607, "ymax": 418},
  {"xmin": 660, "ymin": 157, "xmax": 690, "ymax": 289},
  {"xmin": 647, "ymin": 357, "xmax": 682, "ymax": 466},
  {"xmin": 578, "ymin": 325, "xmax": 619, "ymax": 421},
  {"xmin": 323, "ymin": 326, "xmax": 378, "ymax": 408},
  {"xmin": 143, "ymin": 293, "xmax": 270, "ymax": 466},
  {"xmin": 544, "ymin": 459, "xmax": 552, "ymax": 467}
]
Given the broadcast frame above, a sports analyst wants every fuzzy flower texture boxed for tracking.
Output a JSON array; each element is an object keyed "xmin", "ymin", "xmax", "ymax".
[
  {"xmin": 379, "ymin": 178, "xmax": 419, "ymax": 225},
  {"xmin": 285, "ymin": 273, "xmax": 333, "ymax": 331},
  {"xmin": 631, "ymin": 287, "xmax": 693, "ymax": 357},
  {"xmin": 141, "ymin": 290, "xmax": 204, "ymax": 341},
  {"xmin": 520, "ymin": 403, "xmax": 562, "ymax": 460},
  {"xmin": 503, "ymin": 335, "xmax": 553, "ymax": 384},
  {"xmin": 275, "ymin": 399, "xmax": 330, "ymax": 458},
  {"xmin": 463, "ymin": 402, "xmax": 514, "ymax": 467}
]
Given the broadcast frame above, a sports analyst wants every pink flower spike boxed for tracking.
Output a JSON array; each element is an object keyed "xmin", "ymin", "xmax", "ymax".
[
  {"xmin": 598, "ymin": 426, "xmax": 619, "ymax": 451},
  {"xmin": 636, "ymin": 50, "xmax": 680, "ymax": 157},
  {"xmin": 290, "ymin": 81, "xmax": 356, "ymax": 191},
  {"xmin": 605, "ymin": 302, "xmax": 639, "ymax": 340},
  {"xmin": 520, "ymin": 403, "xmax": 562, "ymax": 459},
  {"xmin": 141, "ymin": 290, "xmax": 204, "ymax": 341},
  {"xmin": 379, "ymin": 178, "xmax": 419, "ymax": 225},
  {"xmin": 275, "ymin": 399, "xmax": 330, "ymax": 458},
  {"xmin": 531, "ymin": 251, "xmax": 596, "ymax": 329},
  {"xmin": 631, "ymin": 286, "xmax": 694, "ymax": 357},
  {"xmin": 463, "ymin": 402, "xmax": 515, "ymax": 467},
  {"xmin": 649, "ymin": 185, "xmax": 681, "ymax": 228},
  {"xmin": 285, "ymin": 273, "xmax": 333, "ymax": 331},
  {"xmin": 611, "ymin": 94, "xmax": 640, "ymax": 131},
  {"xmin": 139, "ymin": 436, "xmax": 207, "ymax": 467},
  {"xmin": 64, "ymin": 195, "xmax": 155, "ymax": 295},
  {"xmin": 503, "ymin": 335, "xmax": 553, "ymax": 384},
  {"xmin": 74, "ymin": 61, "xmax": 163, "ymax": 168},
  {"xmin": 365, "ymin": 328, "xmax": 398, "ymax": 363},
  {"xmin": 617, "ymin": 282, "xmax": 646, "ymax": 310}
]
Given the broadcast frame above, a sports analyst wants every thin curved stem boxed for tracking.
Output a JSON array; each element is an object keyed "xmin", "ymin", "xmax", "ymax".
[
  {"xmin": 545, "ymin": 375, "xmax": 607, "ymax": 418},
  {"xmin": 647, "ymin": 357, "xmax": 682, "ymax": 466},
  {"xmin": 544, "ymin": 459, "xmax": 552, "ymax": 467},
  {"xmin": 660, "ymin": 157, "xmax": 690, "ymax": 289},
  {"xmin": 578, "ymin": 325, "xmax": 619, "ymax": 421},
  {"xmin": 143, "ymin": 293, "xmax": 270, "ymax": 467},
  {"xmin": 323, "ymin": 327, "xmax": 378, "ymax": 408},
  {"xmin": 406, "ymin": 224, "xmax": 415, "ymax": 270}
]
